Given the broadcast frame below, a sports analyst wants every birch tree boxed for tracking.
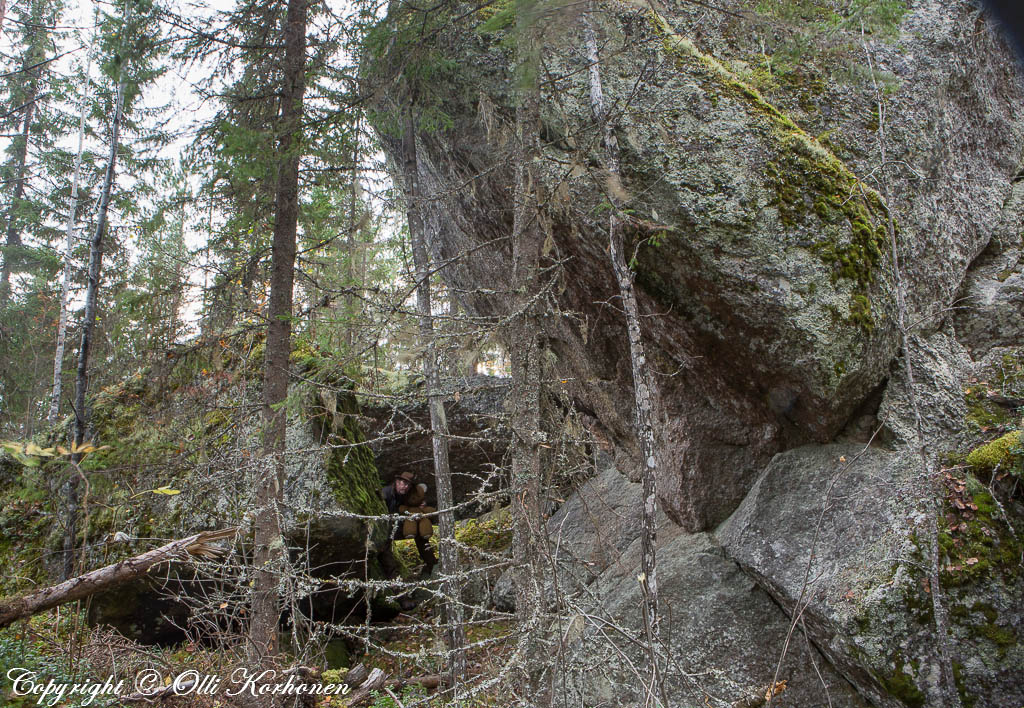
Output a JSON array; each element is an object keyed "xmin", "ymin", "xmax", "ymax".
[
  {"xmin": 49, "ymin": 20, "xmax": 97, "ymax": 423},
  {"xmin": 582, "ymin": 11, "xmax": 666, "ymax": 704}
]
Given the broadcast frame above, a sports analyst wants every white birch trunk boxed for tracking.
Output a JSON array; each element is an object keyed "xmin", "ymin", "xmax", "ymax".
[
  {"xmin": 584, "ymin": 11, "xmax": 666, "ymax": 705},
  {"xmin": 49, "ymin": 27, "xmax": 95, "ymax": 423}
]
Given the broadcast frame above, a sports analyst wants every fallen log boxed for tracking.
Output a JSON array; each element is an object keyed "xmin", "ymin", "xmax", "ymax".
[{"xmin": 0, "ymin": 527, "xmax": 238, "ymax": 630}]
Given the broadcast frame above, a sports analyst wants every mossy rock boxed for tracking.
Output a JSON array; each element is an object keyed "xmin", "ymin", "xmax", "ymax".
[{"xmin": 966, "ymin": 431, "xmax": 1023, "ymax": 477}]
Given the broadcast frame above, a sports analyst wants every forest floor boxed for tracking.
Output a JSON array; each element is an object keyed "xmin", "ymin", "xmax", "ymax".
[{"xmin": 0, "ymin": 510, "xmax": 518, "ymax": 707}]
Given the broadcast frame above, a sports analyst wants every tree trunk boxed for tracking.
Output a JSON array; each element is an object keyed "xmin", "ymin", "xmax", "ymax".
[
  {"xmin": 0, "ymin": 528, "xmax": 237, "ymax": 630},
  {"xmin": 403, "ymin": 107, "xmax": 466, "ymax": 692},
  {"xmin": 509, "ymin": 0, "xmax": 548, "ymax": 701},
  {"xmin": 584, "ymin": 13, "xmax": 666, "ymax": 705},
  {"xmin": 49, "ymin": 32, "xmax": 95, "ymax": 423},
  {"xmin": 345, "ymin": 139, "xmax": 359, "ymax": 354},
  {"xmin": 62, "ymin": 72, "xmax": 127, "ymax": 581},
  {"xmin": 249, "ymin": 0, "xmax": 307, "ymax": 672}
]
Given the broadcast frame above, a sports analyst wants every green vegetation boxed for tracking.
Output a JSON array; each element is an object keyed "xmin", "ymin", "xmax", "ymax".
[
  {"xmin": 938, "ymin": 479, "xmax": 1021, "ymax": 588},
  {"xmin": 964, "ymin": 350, "xmax": 1023, "ymax": 433},
  {"xmin": 880, "ymin": 653, "xmax": 926, "ymax": 708},
  {"xmin": 753, "ymin": 0, "xmax": 907, "ymax": 82},
  {"xmin": 455, "ymin": 507, "xmax": 514, "ymax": 552},
  {"xmin": 0, "ymin": 614, "xmax": 113, "ymax": 708},
  {"xmin": 965, "ymin": 431, "xmax": 1024, "ymax": 477}
]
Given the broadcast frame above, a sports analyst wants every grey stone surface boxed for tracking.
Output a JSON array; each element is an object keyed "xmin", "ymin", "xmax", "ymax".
[
  {"xmin": 492, "ymin": 456, "xmax": 670, "ymax": 612},
  {"xmin": 953, "ymin": 177, "xmax": 1024, "ymax": 358},
  {"xmin": 878, "ymin": 331, "xmax": 973, "ymax": 447},
  {"xmin": 564, "ymin": 530, "xmax": 869, "ymax": 708},
  {"xmin": 718, "ymin": 444, "xmax": 1024, "ymax": 708}
]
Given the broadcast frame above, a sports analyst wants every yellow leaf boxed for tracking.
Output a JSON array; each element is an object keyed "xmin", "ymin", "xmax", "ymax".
[{"xmin": 151, "ymin": 486, "xmax": 181, "ymax": 496}]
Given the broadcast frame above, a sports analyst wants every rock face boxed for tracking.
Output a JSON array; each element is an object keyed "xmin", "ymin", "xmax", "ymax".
[
  {"xmin": 717, "ymin": 442, "xmax": 1024, "ymax": 708},
  {"xmin": 952, "ymin": 178, "xmax": 1024, "ymax": 359},
  {"xmin": 491, "ymin": 453, "xmax": 672, "ymax": 611},
  {"xmin": 367, "ymin": 0, "xmax": 1024, "ymax": 532},
  {"xmin": 365, "ymin": 1, "xmax": 1024, "ymax": 706},
  {"xmin": 570, "ymin": 530, "xmax": 870, "ymax": 708},
  {"xmin": 494, "ymin": 456, "xmax": 869, "ymax": 706}
]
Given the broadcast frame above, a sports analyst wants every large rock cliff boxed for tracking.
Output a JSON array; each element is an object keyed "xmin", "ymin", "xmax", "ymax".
[
  {"xmin": 366, "ymin": 0, "xmax": 1024, "ymax": 705},
  {"xmin": 366, "ymin": 0, "xmax": 1023, "ymax": 532}
]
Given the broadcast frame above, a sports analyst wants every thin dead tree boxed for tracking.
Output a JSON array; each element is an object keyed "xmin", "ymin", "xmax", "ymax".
[
  {"xmin": 249, "ymin": 0, "xmax": 308, "ymax": 673},
  {"xmin": 402, "ymin": 105, "xmax": 466, "ymax": 692},
  {"xmin": 49, "ymin": 16, "xmax": 96, "ymax": 423},
  {"xmin": 861, "ymin": 33, "xmax": 962, "ymax": 708},
  {"xmin": 583, "ymin": 10, "xmax": 666, "ymax": 705},
  {"xmin": 63, "ymin": 44, "xmax": 128, "ymax": 582},
  {"xmin": 508, "ymin": 0, "xmax": 549, "ymax": 701}
]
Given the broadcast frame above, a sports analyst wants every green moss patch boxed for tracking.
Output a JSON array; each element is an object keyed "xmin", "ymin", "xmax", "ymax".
[
  {"xmin": 879, "ymin": 653, "xmax": 926, "ymax": 707},
  {"xmin": 455, "ymin": 507, "xmax": 513, "ymax": 552},
  {"xmin": 966, "ymin": 431, "xmax": 1023, "ymax": 477},
  {"xmin": 963, "ymin": 352, "xmax": 1023, "ymax": 434},
  {"xmin": 938, "ymin": 471, "xmax": 1022, "ymax": 587}
]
